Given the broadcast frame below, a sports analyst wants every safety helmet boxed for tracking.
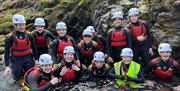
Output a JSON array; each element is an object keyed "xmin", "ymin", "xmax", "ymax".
[
  {"xmin": 12, "ymin": 14, "xmax": 26, "ymax": 24},
  {"xmin": 39, "ymin": 54, "xmax": 53, "ymax": 65},
  {"xmin": 56, "ymin": 22, "xmax": 67, "ymax": 30},
  {"xmin": 86, "ymin": 26, "xmax": 95, "ymax": 33},
  {"xmin": 34, "ymin": 18, "xmax": 45, "ymax": 26},
  {"xmin": 112, "ymin": 11, "xmax": 124, "ymax": 19},
  {"xmin": 158, "ymin": 43, "xmax": 172, "ymax": 52},
  {"xmin": 128, "ymin": 8, "xmax": 139, "ymax": 16},
  {"xmin": 63, "ymin": 46, "xmax": 75, "ymax": 54},
  {"xmin": 121, "ymin": 48, "xmax": 133, "ymax": 57},
  {"xmin": 82, "ymin": 28, "xmax": 93, "ymax": 36},
  {"xmin": 93, "ymin": 51, "xmax": 105, "ymax": 61}
]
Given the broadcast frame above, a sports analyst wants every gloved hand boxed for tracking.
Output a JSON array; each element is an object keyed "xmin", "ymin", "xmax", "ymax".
[
  {"xmin": 168, "ymin": 63, "xmax": 174, "ymax": 70},
  {"xmin": 126, "ymin": 76, "xmax": 133, "ymax": 81},
  {"xmin": 118, "ymin": 75, "xmax": 126, "ymax": 80},
  {"xmin": 155, "ymin": 63, "xmax": 161, "ymax": 69}
]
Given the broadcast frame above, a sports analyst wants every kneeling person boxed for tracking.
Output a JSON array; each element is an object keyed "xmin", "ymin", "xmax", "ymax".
[
  {"xmin": 109, "ymin": 48, "xmax": 144, "ymax": 88},
  {"xmin": 148, "ymin": 43, "xmax": 180, "ymax": 81},
  {"xmin": 23, "ymin": 54, "xmax": 60, "ymax": 91},
  {"xmin": 88, "ymin": 51, "xmax": 110, "ymax": 79},
  {"xmin": 53, "ymin": 46, "xmax": 81, "ymax": 82}
]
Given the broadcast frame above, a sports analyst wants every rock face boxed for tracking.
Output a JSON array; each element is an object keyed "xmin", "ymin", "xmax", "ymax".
[
  {"xmin": 151, "ymin": 0, "xmax": 180, "ymax": 59},
  {"xmin": 0, "ymin": 0, "xmax": 179, "ymax": 59}
]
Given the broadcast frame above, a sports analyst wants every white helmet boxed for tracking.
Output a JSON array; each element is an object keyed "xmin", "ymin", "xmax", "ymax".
[
  {"xmin": 93, "ymin": 51, "xmax": 105, "ymax": 61},
  {"xmin": 158, "ymin": 43, "xmax": 172, "ymax": 53},
  {"xmin": 39, "ymin": 54, "xmax": 53, "ymax": 65},
  {"xmin": 121, "ymin": 48, "xmax": 133, "ymax": 57},
  {"xmin": 56, "ymin": 22, "xmax": 67, "ymax": 30},
  {"xmin": 128, "ymin": 8, "xmax": 139, "ymax": 16},
  {"xmin": 12, "ymin": 14, "xmax": 26, "ymax": 24},
  {"xmin": 86, "ymin": 26, "xmax": 95, "ymax": 33},
  {"xmin": 63, "ymin": 46, "xmax": 75, "ymax": 54},
  {"xmin": 82, "ymin": 28, "xmax": 93, "ymax": 36},
  {"xmin": 34, "ymin": 18, "xmax": 45, "ymax": 26},
  {"xmin": 112, "ymin": 11, "xmax": 124, "ymax": 19}
]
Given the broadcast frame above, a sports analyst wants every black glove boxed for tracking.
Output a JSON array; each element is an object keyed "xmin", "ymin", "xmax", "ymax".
[
  {"xmin": 126, "ymin": 76, "xmax": 133, "ymax": 81},
  {"xmin": 155, "ymin": 63, "xmax": 161, "ymax": 68},
  {"xmin": 118, "ymin": 75, "xmax": 126, "ymax": 80},
  {"xmin": 168, "ymin": 62, "xmax": 174, "ymax": 69}
]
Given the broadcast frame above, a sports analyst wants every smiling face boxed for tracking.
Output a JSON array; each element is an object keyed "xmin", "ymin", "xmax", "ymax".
[
  {"xmin": 94, "ymin": 61, "xmax": 104, "ymax": 69},
  {"xmin": 122, "ymin": 56, "xmax": 132, "ymax": 64},
  {"xmin": 16, "ymin": 23, "xmax": 26, "ymax": 32},
  {"xmin": 57, "ymin": 29, "xmax": 67, "ymax": 37},
  {"xmin": 64, "ymin": 53, "xmax": 74, "ymax": 62},
  {"xmin": 41, "ymin": 64, "xmax": 53, "ymax": 73},
  {"xmin": 129, "ymin": 15, "xmax": 138, "ymax": 23},
  {"xmin": 114, "ymin": 19, "xmax": 122, "ymax": 27},
  {"xmin": 159, "ymin": 51, "xmax": 171, "ymax": 60},
  {"xmin": 83, "ymin": 35, "xmax": 93, "ymax": 44},
  {"xmin": 35, "ymin": 26, "xmax": 45, "ymax": 33}
]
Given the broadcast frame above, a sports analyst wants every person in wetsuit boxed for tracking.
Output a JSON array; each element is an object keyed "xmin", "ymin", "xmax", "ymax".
[
  {"xmin": 88, "ymin": 51, "xmax": 110, "ymax": 80},
  {"xmin": 109, "ymin": 48, "xmax": 144, "ymax": 89},
  {"xmin": 32, "ymin": 18, "xmax": 56, "ymax": 58},
  {"xmin": 53, "ymin": 46, "xmax": 81, "ymax": 82},
  {"xmin": 3, "ymin": 14, "xmax": 38, "ymax": 85},
  {"xmin": 23, "ymin": 54, "xmax": 61, "ymax": 91}
]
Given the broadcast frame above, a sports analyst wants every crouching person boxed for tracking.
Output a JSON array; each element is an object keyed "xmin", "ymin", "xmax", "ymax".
[
  {"xmin": 23, "ymin": 54, "xmax": 60, "ymax": 91},
  {"xmin": 109, "ymin": 48, "xmax": 144, "ymax": 89},
  {"xmin": 53, "ymin": 46, "xmax": 81, "ymax": 82},
  {"xmin": 88, "ymin": 51, "xmax": 110, "ymax": 80},
  {"xmin": 148, "ymin": 43, "xmax": 180, "ymax": 82}
]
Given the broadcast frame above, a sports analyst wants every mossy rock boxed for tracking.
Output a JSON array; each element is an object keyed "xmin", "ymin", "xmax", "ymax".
[
  {"xmin": 0, "ymin": 47, "xmax": 4, "ymax": 55},
  {"xmin": 31, "ymin": 11, "xmax": 45, "ymax": 18},
  {"xmin": 0, "ymin": 35, "xmax": 5, "ymax": 47},
  {"xmin": 60, "ymin": 0, "xmax": 79, "ymax": 9},
  {"xmin": 43, "ymin": 8, "xmax": 53, "ymax": 15},
  {"xmin": 0, "ymin": 22, "xmax": 13, "ymax": 31},
  {"xmin": 37, "ymin": 0, "xmax": 58, "ymax": 8},
  {"xmin": 18, "ymin": 9, "xmax": 32, "ymax": 20}
]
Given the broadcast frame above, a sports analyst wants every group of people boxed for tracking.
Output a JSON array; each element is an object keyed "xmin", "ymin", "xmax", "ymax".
[{"xmin": 3, "ymin": 7, "xmax": 180, "ymax": 90}]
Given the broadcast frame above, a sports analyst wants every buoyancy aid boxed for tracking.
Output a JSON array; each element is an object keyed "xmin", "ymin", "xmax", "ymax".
[
  {"xmin": 151, "ymin": 57, "xmax": 179, "ymax": 79},
  {"xmin": 12, "ymin": 33, "xmax": 32, "ymax": 56},
  {"xmin": 126, "ymin": 21, "xmax": 147, "ymax": 43},
  {"xmin": 35, "ymin": 31, "xmax": 48, "ymax": 48},
  {"xmin": 79, "ymin": 40, "xmax": 97, "ymax": 58},
  {"xmin": 60, "ymin": 61, "xmax": 77, "ymax": 81},
  {"xmin": 23, "ymin": 67, "xmax": 49, "ymax": 91},
  {"xmin": 57, "ymin": 37, "xmax": 73, "ymax": 58},
  {"xmin": 111, "ymin": 28, "xmax": 127, "ymax": 47}
]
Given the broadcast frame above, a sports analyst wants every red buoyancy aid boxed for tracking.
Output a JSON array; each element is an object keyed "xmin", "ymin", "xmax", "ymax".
[
  {"xmin": 63, "ymin": 69, "xmax": 77, "ymax": 82},
  {"xmin": 150, "ymin": 57, "xmax": 179, "ymax": 79},
  {"xmin": 35, "ymin": 32, "xmax": 48, "ymax": 48},
  {"xmin": 127, "ymin": 21, "xmax": 147, "ymax": 42},
  {"xmin": 80, "ymin": 41, "xmax": 96, "ymax": 58},
  {"xmin": 24, "ymin": 67, "xmax": 49, "ymax": 88},
  {"xmin": 111, "ymin": 28, "xmax": 127, "ymax": 47},
  {"xmin": 57, "ymin": 38, "xmax": 73, "ymax": 58},
  {"xmin": 154, "ymin": 68, "xmax": 173, "ymax": 79},
  {"xmin": 12, "ymin": 36, "xmax": 32, "ymax": 56}
]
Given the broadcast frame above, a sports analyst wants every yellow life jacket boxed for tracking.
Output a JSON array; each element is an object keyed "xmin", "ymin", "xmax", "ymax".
[{"xmin": 114, "ymin": 61, "xmax": 144, "ymax": 88}]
